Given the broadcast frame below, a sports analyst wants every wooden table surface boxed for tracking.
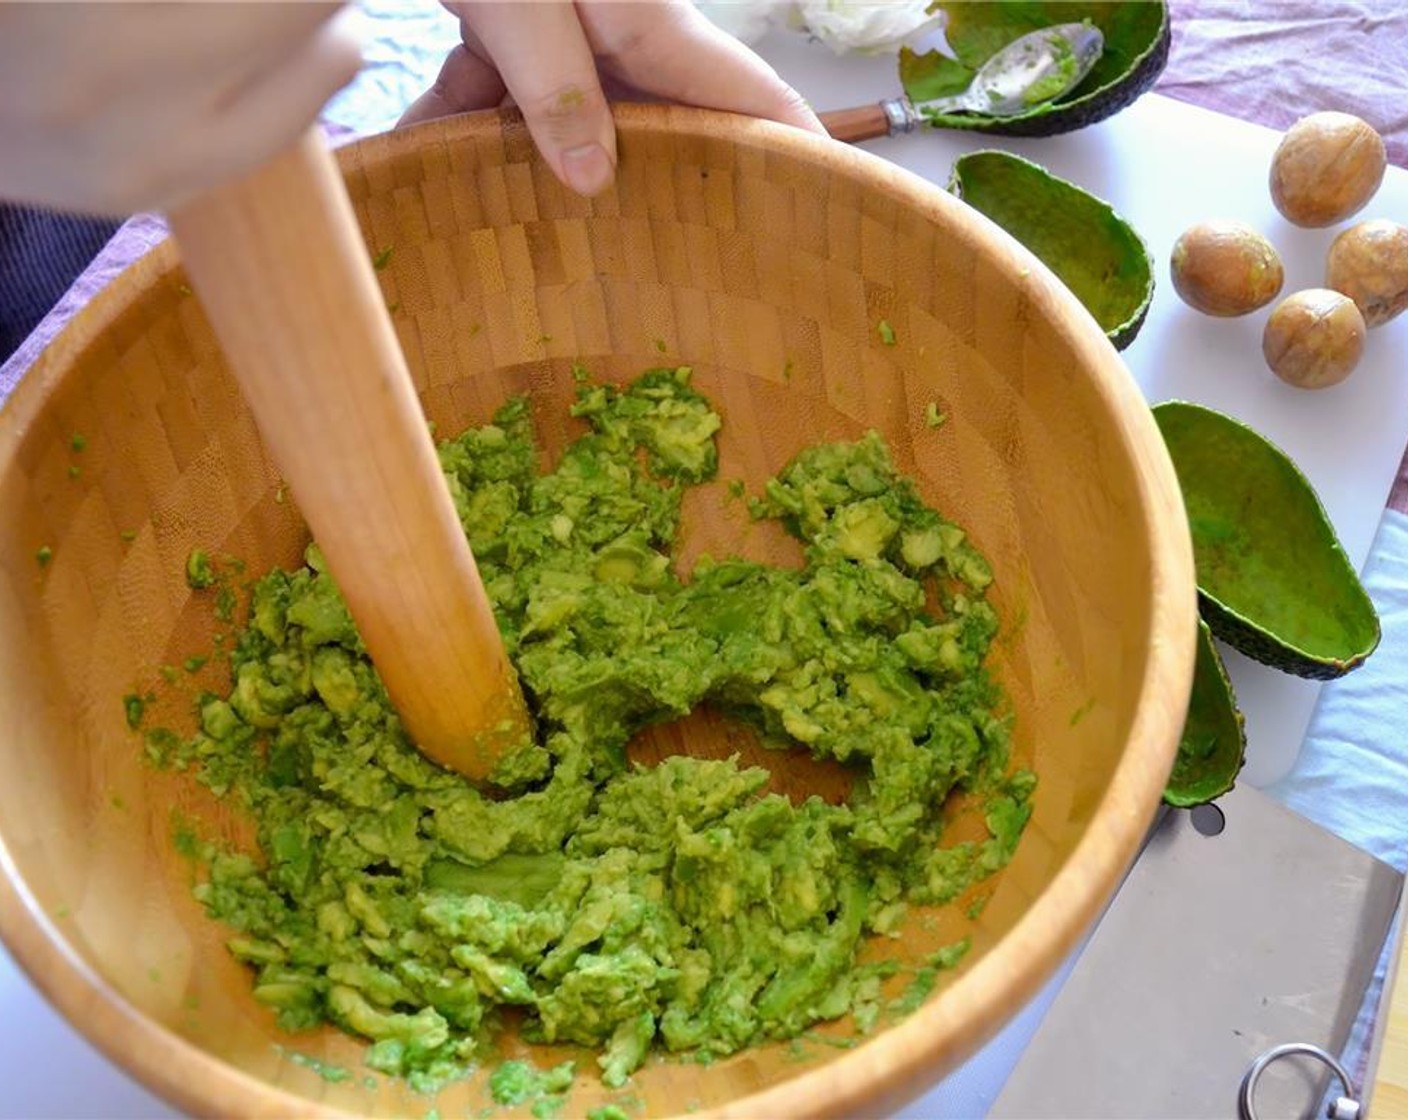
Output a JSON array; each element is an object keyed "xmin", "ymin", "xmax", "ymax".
[{"xmin": 1368, "ymin": 886, "xmax": 1408, "ymax": 1112}]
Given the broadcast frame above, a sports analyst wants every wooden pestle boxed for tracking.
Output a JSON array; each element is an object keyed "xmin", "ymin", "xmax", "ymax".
[{"xmin": 167, "ymin": 128, "xmax": 531, "ymax": 781}]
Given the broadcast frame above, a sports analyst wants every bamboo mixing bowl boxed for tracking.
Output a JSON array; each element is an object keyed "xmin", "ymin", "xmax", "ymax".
[{"xmin": 0, "ymin": 107, "xmax": 1195, "ymax": 1118}]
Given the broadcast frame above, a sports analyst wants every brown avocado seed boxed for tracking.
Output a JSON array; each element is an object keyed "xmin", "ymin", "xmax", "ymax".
[
  {"xmin": 1269, "ymin": 112, "xmax": 1387, "ymax": 228},
  {"xmin": 1326, "ymin": 219, "xmax": 1408, "ymax": 328},
  {"xmin": 1169, "ymin": 221, "xmax": 1284, "ymax": 316},
  {"xmin": 1262, "ymin": 289, "xmax": 1366, "ymax": 389}
]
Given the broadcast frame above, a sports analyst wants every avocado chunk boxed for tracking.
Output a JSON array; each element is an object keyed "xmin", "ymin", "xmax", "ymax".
[
  {"xmin": 949, "ymin": 150, "xmax": 1153, "ymax": 349},
  {"xmin": 902, "ymin": 2, "xmax": 1170, "ymax": 136},
  {"xmin": 1165, "ymin": 620, "xmax": 1245, "ymax": 808},
  {"xmin": 1152, "ymin": 401, "xmax": 1380, "ymax": 679}
]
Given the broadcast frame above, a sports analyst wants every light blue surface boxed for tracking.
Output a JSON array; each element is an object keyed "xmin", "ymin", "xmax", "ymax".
[
  {"xmin": 1269, "ymin": 508, "xmax": 1408, "ymax": 1089},
  {"xmin": 325, "ymin": 0, "xmax": 460, "ymax": 135}
]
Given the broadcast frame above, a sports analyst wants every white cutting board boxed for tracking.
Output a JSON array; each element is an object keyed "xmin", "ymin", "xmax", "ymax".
[{"xmin": 759, "ymin": 30, "xmax": 1408, "ymax": 786}]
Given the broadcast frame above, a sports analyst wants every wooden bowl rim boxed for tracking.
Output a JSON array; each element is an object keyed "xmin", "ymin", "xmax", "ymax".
[{"xmin": 0, "ymin": 104, "xmax": 1196, "ymax": 1119}]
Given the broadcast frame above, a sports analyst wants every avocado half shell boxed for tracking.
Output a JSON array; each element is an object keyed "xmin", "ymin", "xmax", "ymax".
[
  {"xmin": 948, "ymin": 150, "xmax": 1153, "ymax": 349},
  {"xmin": 1152, "ymin": 400, "xmax": 1381, "ymax": 680},
  {"xmin": 1165, "ymin": 619, "xmax": 1245, "ymax": 808},
  {"xmin": 903, "ymin": 1, "xmax": 1171, "ymax": 136}
]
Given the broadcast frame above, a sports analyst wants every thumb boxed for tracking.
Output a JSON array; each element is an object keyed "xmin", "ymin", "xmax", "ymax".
[{"xmin": 452, "ymin": 1, "xmax": 616, "ymax": 197}]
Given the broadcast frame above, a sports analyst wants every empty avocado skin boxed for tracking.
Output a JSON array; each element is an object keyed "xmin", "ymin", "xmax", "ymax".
[
  {"xmin": 1165, "ymin": 620, "xmax": 1245, "ymax": 808},
  {"xmin": 948, "ymin": 150, "xmax": 1153, "ymax": 350},
  {"xmin": 910, "ymin": 2, "xmax": 1170, "ymax": 136},
  {"xmin": 1152, "ymin": 401, "xmax": 1380, "ymax": 680}
]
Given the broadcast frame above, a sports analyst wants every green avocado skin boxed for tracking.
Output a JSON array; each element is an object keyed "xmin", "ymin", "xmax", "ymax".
[
  {"xmin": 1105, "ymin": 298, "xmax": 1151, "ymax": 353},
  {"xmin": 948, "ymin": 150, "xmax": 1153, "ymax": 350},
  {"xmin": 1197, "ymin": 591, "xmax": 1375, "ymax": 682},
  {"xmin": 969, "ymin": 13, "xmax": 1170, "ymax": 137},
  {"xmin": 919, "ymin": 2, "xmax": 1170, "ymax": 137},
  {"xmin": 1152, "ymin": 401, "xmax": 1380, "ymax": 680},
  {"xmin": 1164, "ymin": 619, "xmax": 1244, "ymax": 808}
]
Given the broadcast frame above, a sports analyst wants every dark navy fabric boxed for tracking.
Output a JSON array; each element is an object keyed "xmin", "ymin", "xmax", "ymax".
[{"xmin": 0, "ymin": 204, "xmax": 122, "ymax": 362}]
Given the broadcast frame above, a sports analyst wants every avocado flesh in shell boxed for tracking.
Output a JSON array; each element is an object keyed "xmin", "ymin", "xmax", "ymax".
[
  {"xmin": 1152, "ymin": 401, "xmax": 1380, "ymax": 680},
  {"xmin": 1165, "ymin": 619, "xmax": 1245, "ymax": 808},
  {"xmin": 948, "ymin": 150, "xmax": 1153, "ymax": 349},
  {"xmin": 905, "ymin": 2, "xmax": 1170, "ymax": 136}
]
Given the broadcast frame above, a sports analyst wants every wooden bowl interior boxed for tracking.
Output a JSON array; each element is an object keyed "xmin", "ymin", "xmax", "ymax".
[{"xmin": 0, "ymin": 109, "xmax": 1189, "ymax": 1118}]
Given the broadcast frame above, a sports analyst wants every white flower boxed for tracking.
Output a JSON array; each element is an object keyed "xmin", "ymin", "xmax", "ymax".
[{"xmin": 793, "ymin": 0, "xmax": 941, "ymax": 55}]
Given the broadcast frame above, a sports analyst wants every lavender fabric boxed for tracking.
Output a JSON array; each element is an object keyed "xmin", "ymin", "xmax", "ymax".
[{"xmin": 1160, "ymin": 0, "xmax": 1408, "ymax": 168}]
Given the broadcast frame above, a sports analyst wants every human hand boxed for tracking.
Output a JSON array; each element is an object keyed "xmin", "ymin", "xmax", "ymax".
[
  {"xmin": 0, "ymin": 2, "xmax": 362, "ymax": 216},
  {"xmin": 399, "ymin": 0, "xmax": 824, "ymax": 197}
]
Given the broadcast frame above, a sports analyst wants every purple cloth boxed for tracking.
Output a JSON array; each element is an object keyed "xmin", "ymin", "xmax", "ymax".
[{"xmin": 1158, "ymin": 0, "xmax": 1408, "ymax": 169}]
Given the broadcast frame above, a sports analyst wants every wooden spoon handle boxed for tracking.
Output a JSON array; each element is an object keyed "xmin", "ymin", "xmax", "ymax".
[
  {"xmin": 168, "ymin": 128, "xmax": 529, "ymax": 780},
  {"xmin": 819, "ymin": 104, "xmax": 893, "ymax": 144}
]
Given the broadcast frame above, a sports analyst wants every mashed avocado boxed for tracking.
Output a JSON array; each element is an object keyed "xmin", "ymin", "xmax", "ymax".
[{"xmin": 160, "ymin": 367, "xmax": 1032, "ymax": 1093}]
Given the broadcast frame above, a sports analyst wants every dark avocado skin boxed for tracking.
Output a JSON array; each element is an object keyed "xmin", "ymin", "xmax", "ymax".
[
  {"xmin": 1164, "ymin": 619, "xmax": 1245, "ymax": 808},
  {"xmin": 978, "ymin": 12, "xmax": 1170, "ymax": 137},
  {"xmin": 1198, "ymin": 590, "xmax": 1378, "ymax": 682},
  {"xmin": 1108, "ymin": 293, "xmax": 1150, "ymax": 351}
]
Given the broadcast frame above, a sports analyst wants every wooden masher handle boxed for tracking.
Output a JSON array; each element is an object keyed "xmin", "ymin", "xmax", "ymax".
[{"xmin": 168, "ymin": 129, "xmax": 530, "ymax": 780}]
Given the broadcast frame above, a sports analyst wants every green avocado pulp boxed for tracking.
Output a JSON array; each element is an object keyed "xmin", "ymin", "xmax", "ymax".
[{"xmin": 155, "ymin": 368, "xmax": 1032, "ymax": 1093}]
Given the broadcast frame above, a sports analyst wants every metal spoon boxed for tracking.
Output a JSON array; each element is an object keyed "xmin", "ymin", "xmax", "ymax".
[{"xmin": 820, "ymin": 22, "xmax": 1105, "ymax": 144}]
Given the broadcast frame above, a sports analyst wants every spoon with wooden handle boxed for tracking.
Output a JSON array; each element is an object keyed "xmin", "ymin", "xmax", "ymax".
[
  {"xmin": 167, "ymin": 128, "xmax": 531, "ymax": 781},
  {"xmin": 820, "ymin": 22, "xmax": 1104, "ymax": 144}
]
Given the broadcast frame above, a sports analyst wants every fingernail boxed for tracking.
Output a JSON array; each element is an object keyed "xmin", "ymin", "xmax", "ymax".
[{"xmin": 561, "ymin": 143, "xmax": 614, "ymax": 197}]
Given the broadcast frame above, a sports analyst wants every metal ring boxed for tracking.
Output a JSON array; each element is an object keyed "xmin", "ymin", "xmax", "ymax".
[
  {"xmin": 1238, "ymin": 1042, "xmax": 1359, "ymax": 1120},
  {"xmin": 881, "ymin": 97, "xmax": 921, "ymax": 136}
]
